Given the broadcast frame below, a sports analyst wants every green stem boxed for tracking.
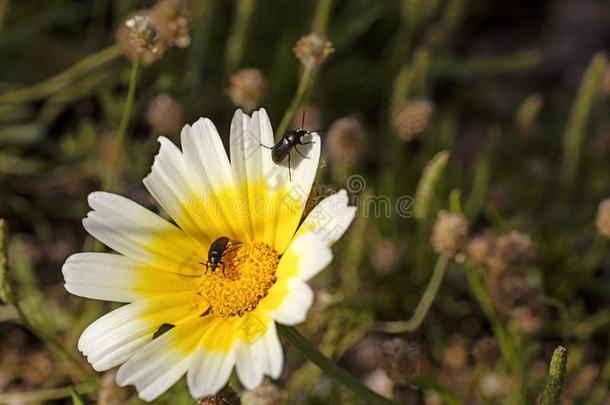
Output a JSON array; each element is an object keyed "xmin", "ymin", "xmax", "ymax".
[
  {"xmin": 0, "ymin": 44, "xmax": 121, "ymax": 104},
  {"xmin": 381, "ymin": 254, "xmax": 449, "ymax": 333},
  {"xmin": 102, "ymin": 55, "xmax": 139, "ymax": 191},
  {"xmin": 0, "ymin": 383, "xmax": 96, "ymax": 404},
  {"xmin": 275, "ymin": 66, "xmax": 314, "ymax": 139},
  {"xmin": 464, "ymin": 264, "xmax": 522, "ymax": 375},
  {"xmin": 13, "ymin": 302, "xmax": 92, "ymax": 380},
  {"xmin": 224, "ymin": 0, "xmax": 255, "ymax": 73},
  {"xmin": 562, "ymin": 52, "xmax": 608, "ymax": 190},
  {"xmin": 278, "ymin": 325, "xmax": 395, "ymax": 405},
  {"xmin": 0, "ymin": 0, "xmax": 8, "ymax": 32},
  {"xmin": 311, "ymin": 0, "xmax": 333, "ymax": 35},
  {"xmin": 540, "ymin": 346, "xmax": 567, "ymax": 405},
  {"xmin": 1, "ymin": 220, "xmax": 91, "ymax": 380},
  {"xmin": 0, "ymin": 219, "xmax": 11, "ymax": 304}
]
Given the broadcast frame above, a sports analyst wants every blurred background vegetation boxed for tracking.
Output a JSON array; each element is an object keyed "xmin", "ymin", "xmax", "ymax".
[{"xmin": 1, "ymin": 0, "xmax": 610, "ymax": 403}]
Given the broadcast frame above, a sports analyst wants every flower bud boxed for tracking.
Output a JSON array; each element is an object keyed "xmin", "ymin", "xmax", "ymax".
[
  {"xmin": 293, "ymin": 33, "xmax": 334, "ymax": 68},
  {"xmin": 326, "ymin": 117, "xmax": 367, "ymax": 164},
  {"xmin": 152, "ymin": 0, "xmax": 192, "ymax": 49},
  {"xmin": 487, "ymin": 230, "xmax": 534, "ymax": 274},
  {"xmin": 392, "ymin": 99, "xmax": 434, "ymax": 141},
  {"xmin": 431, "ymin": 210, "xmax": 468, "ymax": 255},
  {"xmin": 228, "ymin": 68, "xmax": 267, "ymax": 112},
  {"xmin": 370, "ymin": 238, "xmax": 402, "ymax": 275},
  {"xmin": 471, "ymin": 337, "xmax": 500, "ymax": 368},
  {"xmin": 465, "ymin": 231, "xmax": 495, "ymax": 266},
  {"xmin": 146, "ymin": 93, "xmax": 183, "ymax": 135}
]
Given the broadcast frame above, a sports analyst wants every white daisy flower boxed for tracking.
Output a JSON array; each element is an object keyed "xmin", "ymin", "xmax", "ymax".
[{"xmin": 62, "ymin": 108, "xmax": 356, "ymax": 401}]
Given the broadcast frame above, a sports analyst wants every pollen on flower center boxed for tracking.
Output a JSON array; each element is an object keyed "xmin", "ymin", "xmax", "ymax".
[{"xmin": 199, "ymin": 241, "xmax": 279, "ymax": 318}]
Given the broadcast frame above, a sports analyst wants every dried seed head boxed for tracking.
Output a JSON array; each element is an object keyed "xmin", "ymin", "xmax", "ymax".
[
  {"xmin": 595, "ymin": 198, "xmax": 610, "ymax": 238},
  {"xmin": 117, "ymin": 10, "xmax": 165, "ymax": 65},
  {"xmin": 241, "ymin": 379, "xmax": 287, "ymax": 405},
  {"xmin": 431, "ymin": 210, "xmax": 469, "ymax": 255},
  {"xmin": 487, "ymin": 230, "xmax": 535, "ymax": 274},
  {"xmin": 479, "ymin": 372, "xmax": 511, "ymax": 399},
  {"xmin": 116, "ymin": 0, "xmax": 191, "ymax": 65},
  {"xmin": 471, "ymin": 337, "xmax": 500, "ymax": 368},
  {"xmin": 509, "ymin": 305, "xmax": 542, "ymax": 335},
  {"xmin": 392, "ymin": 99, "xmax": 434, "ymax": 141},
  {"xmin": 146, "ymin": 93, "xmax": 184, "ymax": 135},
  {"xmin": 152, "ymin": 0, "xmax": 192, "ymax": 49},
  {"xmin": 293, "ymin": 33, "xmax": 334, "ymax": 68},
  {"xmin": 228, "ymin": 68, "xmax": 267, "ymax": 112},
  {"xmin": 326, "ymin": 117, "xmax": 367, "ymax": 164},
  {"xmin": 443, "ymin": 336, "xmax": 468, "ymax": 370},
  {"xmin": 380, "ymin": 338, "xmax": 420, "ymax": 385},
  {"xmin": 198, "ymin": 386, "xmax": 241, "ymax": 405},
  {"xmin": 465, "ymin": 231, "xmax": 496, "ymax": 266},
  {"xmin": 371, "ymin": 238, "xmax": 402, "ymax": 275},
  {"xmin": 126, "ymin": 15, "xmax": 159, "ymax": 53}
]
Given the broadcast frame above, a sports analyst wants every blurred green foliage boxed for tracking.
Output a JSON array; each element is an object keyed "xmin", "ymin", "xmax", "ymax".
[{"xmin": 1, "ymin": 0, "xmax": 610, "ymax": 403}]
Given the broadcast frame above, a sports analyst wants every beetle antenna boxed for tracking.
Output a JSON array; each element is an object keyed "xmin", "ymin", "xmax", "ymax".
[{"xmin": 301, "ymin": 109, "xmax": 306, "ymax": 129}]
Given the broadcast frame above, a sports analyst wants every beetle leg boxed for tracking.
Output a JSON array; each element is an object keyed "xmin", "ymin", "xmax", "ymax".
[
  {"xmin": 288, "ymin": 153, "xmax": 292, "ymax": 181},
  {"xmin": 203, "ymin": 262, "xmax": 209, "ymax": 275},
  {"xmin": 223, "ymin": 246, "xmax": 241, "ymax": 257},
  {"xmin": 260, "ymin": 144, "xmax": 273, "ymax": 149},
  {"xmin": 294, "ymin": 145, "xmax": 310, "ymax": 159},
  {"xmin": 221, "ymin": 262, "xmax": 226, "ymax": 277}
]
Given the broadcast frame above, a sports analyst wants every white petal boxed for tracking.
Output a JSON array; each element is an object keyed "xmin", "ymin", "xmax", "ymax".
[
  {"xmin": 78, "ymin": 294, "xmax": 204, "ymax": 372},
  {"xmin": 83, "ymin": 191, "xmax": 200, "ymax": 275},
  {"xmin": 143, "ymin": 136, "xmax": 215, "ymax": 245},
  {"xmin": 182, "ymin": 118, "xmax": 234, "ymax": 194},
  {"xmin": 229, "ymin": 109, "xmax": 255, "ymax": 240},
  {"xmin": 244, "ymin": 109, "xmax": 280, "ymax": 245},
  {"xmin": 278, "ymin": 233, "xmax": 333, "ymax": 281},
  {"xmin": 116, "ymin": 317, "xmax": 205, "ymax": 401},
  {"xmin": 267, "ymin": 278, "xmax": 314, "ymax": 326},
  {"xmin": 181, "ymin": 118, "xmax": 249, "ymax": 240},
  {"xmin": 262, "ymin": 322, "xmax": 283, "ymax": 379},
  {"xmin": 296, "ymin": 189, "xmax": 357, "ymax": 246},
  {"xmin": 62, "ymin": 253, "xmax": 197, "ymax": 302},
  {"xmin": 187, "ymin": 318, "xmax": 237, "ymax": 398},
  {"xmin": 78, "ymin": 301, "xmax": 151, "ymax": 371},
  {"xmin": 235, "ymin": 338, "xmax": 266, "ymax": 390}
]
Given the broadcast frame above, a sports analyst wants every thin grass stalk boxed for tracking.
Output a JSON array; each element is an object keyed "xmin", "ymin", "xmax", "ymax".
[
  {"xmin": 0, "ymin": 44, "xmax": 121, "ymax": 104},
  {"xmin": 275, "ymin": 66, "xmax": 313, "ymax": 139},
  {"xmin": 311, "ymin": 0, "xmax": 333, "ymax": 35},
  {"xmin": 562, "ymin": 52, "xmax": 608, "ymax": 190},
  {"xmin": 380, "ymin": 253, "xmax": 449, "ymax": 333},
  {"xmin": 102, "ymin": 55, "xmax": 140, "ymax": 191},
  {"xmin": 224, "ymin": 0, "xmax": 255, "ymax": 74},
  {"xmin": 464, "ymin": 264, "xmax": 522, "ymax": 374},
  {"xmin": 278, "ymin": 325, "xmax": 396, "ymax": 405},
  {"xmin": 414, "ymin": 150, "xmax": 450, "ymax": 223},
  {"xmin": 0, "ymin": 383, "xmax": 96, "ymax": 404}
]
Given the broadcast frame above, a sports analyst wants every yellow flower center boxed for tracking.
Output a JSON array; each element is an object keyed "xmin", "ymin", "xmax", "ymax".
[{"xmin": 199, "ymin": 241, "xmax": 279, "ymax": 318}]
